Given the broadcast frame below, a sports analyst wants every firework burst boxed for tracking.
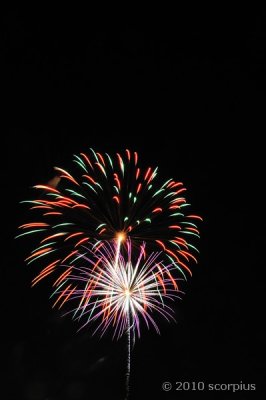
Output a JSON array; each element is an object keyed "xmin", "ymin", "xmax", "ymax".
[
  {"xmin": 55, "ymin": 240, "xmax": 183, "ymax": 339},
  {"xmin": 16, "ymin": 149, "xmax": 202, "ymax": 286}
]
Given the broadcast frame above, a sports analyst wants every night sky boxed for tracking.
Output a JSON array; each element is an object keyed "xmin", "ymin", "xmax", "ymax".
[{"xmin": 3, "ymin": 8, "xmax": 266, "ymax": 400}]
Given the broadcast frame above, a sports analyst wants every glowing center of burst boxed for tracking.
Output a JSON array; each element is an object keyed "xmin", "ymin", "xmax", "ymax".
[
  {"xmin": 123, "ymin": 288, "xmax": 132, "ymax": 313},
  {"xmin": 124, "ymin": 288, "xmax": 131, "ymax": 297},
  {"xmin": 116, "ymin": 231, "xmax": 127, "ymax": 242}
]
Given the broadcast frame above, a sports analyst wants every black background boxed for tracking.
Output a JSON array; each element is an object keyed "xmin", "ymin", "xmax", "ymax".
[{"xmin": 3, "ymin": 7, "xmax": 266, "ymax": 400}]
